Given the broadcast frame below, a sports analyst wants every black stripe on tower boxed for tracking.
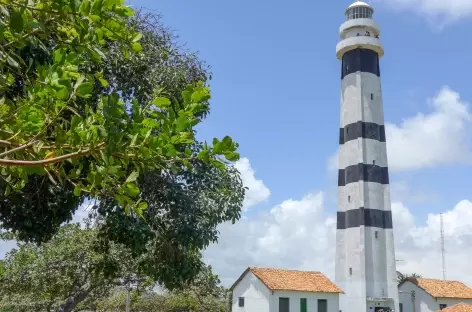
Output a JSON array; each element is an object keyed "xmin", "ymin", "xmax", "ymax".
[
  {"xmin": 339, "ymin": 121, "xmax": 386, "ymax": 145},
  {"xmin": 337, "ymin": 208, "xmax": 393, "ymax": 229},
  {"xmin": 341, "ymin": 48, "xmax": 380, "ymax": 79},
  {"xmin": 338, "ymin": 163, "xmax": 389, "ymax": 186}
]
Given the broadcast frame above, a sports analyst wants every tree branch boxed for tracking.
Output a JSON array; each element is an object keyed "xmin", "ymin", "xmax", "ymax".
[
  {"xmin": 0, "ymin": 140, "xmax": 37, "ymax": 158},
  {"xmin": 0, "ymin": 143, "xmax": 105, "ymax": 167}
]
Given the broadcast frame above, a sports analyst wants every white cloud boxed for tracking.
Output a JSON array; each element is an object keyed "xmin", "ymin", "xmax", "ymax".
[
  {"xmin": 235, "ymin": 158, "xmax": 270, "ymax": 211},
  {"xmin": 207, "ymin": 187, "xmax": 472, "ymax": 287},
  {"xmin": 205, "ymin": 191, "xmax": 336, "ymax": 286},
  {"xmin": 328, "ymin": 86, "xmax": 472, "ymax": 172},
  {"xmin": 387, "ymin": 87, "xmax": 472, "ymax": 171},
  {"xmin": 378, "ymin": 0, "xmax": 472, "ymax": 23}
]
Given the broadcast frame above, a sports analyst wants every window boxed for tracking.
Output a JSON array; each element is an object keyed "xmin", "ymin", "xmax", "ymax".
[
  {"xmin": 373, "ymin": 160, "xmax": 376, "ymax": 165},
  {"xmin": 440, "ymin": 304, "xmax": 447, "ymax": 310},
  {"xmin": 375, "ymin": 231, "xmax": 379, "ymax": 238},
  {"xmin": 371, "ymin": 93, "xmax": 374, "ymax": 100},
  {"xmin": 238, "ymin": 297, "xmax": 244, "ymax": 307},
  {"xmin": 279, "ymin": 298, "xmax": 290, "ymax": 312},
  {"xmin": 300, "ymin": 298, "xmax": 307, "ymax": 312},
  {"xmin": 318, "ymin": 299, "xmax": 328, "ymax": 312},
  {"xmin": 348, "ymin": 196, "xmax": 351, "ymax": 203},
  {"xmin": 349, "ymin": 267, "xmax": 353, "ymax": 275},
  {"xmin": 400, "ymin": 303, "xmax": 404, "ymax": 312}
]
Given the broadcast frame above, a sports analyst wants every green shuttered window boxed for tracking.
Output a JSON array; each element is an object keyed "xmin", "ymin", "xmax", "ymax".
[{"xmin": 300, "ymin": 298, "xmax": 307, "ymax": 312}]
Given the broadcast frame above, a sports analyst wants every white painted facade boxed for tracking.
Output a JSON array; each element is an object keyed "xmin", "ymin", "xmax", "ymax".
[
  {"xmin": 231, "ymin": 271, "xmax": 340, "ymax": 312},
  {"xmin": 335, "ymin": 3, "xmax": 399, "ymax": 312},
  {"xmin": 398, "ymin": 281, "xmax": 472, "ymax": 312}
]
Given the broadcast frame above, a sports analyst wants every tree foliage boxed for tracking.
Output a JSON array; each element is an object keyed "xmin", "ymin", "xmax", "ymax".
[
  {"xmin": 0, "ymin": 224, "xmax": 153, "ymax": 312},
  {"xmin": 397, "ymin": 271, "xmax": 422, "ymax": 285},
  {"xmin": 90, "ymin": 265, "xmax": 227, "ymax": 312},
  {"xmin": 0, "ymin": 0, "xmax": 239, "ymax": 226}
]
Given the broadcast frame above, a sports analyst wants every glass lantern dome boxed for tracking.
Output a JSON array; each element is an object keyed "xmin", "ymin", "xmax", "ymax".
[{"xmin": 345, "ymin": 1, "xmax": 374, "ymax": 21}]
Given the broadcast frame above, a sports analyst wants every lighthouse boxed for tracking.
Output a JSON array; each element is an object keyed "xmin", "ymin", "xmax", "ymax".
[{"xmin": 335, "ymin": 2, "xmax": 399, "ymax": 312}]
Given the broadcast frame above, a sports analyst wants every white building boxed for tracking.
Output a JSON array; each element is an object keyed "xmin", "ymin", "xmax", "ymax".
[
  {"xmin": 398, "ymin": 278, "xmax": 472, "ymax": 312},
  {"xmin": 335, "ymin": 2, "xmax": 398, "ymax": 312},
  {"xmin": 230, "ymin": 267, "xmax": 343, "ymax": 312}
]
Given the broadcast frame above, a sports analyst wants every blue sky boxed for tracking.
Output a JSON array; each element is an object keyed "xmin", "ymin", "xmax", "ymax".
[
  {"xmin": 127, "ymin": 0, "xmax": 472, "ymax": 217},
  {"xmin": 2, "ymin": 0, "xmax": 472, "ymax": 288},
  {"xmin": 125, "ymin": 0, "xmax": 472, "ymax": 286}
]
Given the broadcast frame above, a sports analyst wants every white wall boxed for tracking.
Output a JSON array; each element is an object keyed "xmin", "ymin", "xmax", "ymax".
[
  {"xmin": 269, "ymin": 291, "xmax": 339, "ymax": 312},
  {"xmin": 232, "ymin": 271, "xmax": 271, "ymax": 312},
  {"xmin": 399, "ymin": 281, "xmax": 472, "ymax": 312}
]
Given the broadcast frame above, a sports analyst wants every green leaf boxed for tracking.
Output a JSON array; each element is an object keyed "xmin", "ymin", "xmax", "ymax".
[
  {"xmin": 125, "ymin": 183, "xmax": 140, "ymax": 197},
  {"xmin": 73, "ymin": 185, "xmax": 82, "ymax": 196},
  {"xmin": 54, "ymin": 49, "xmax": 66, "ymax": 63},
  {"xmin": 6, "ymin": 55, "xmax": 19, "ymax": 68},
  {"xmin": 76, "ymin": 82, "xmax": 94, "ymax": 98},
  {"xmin": 99, "ymin": 78, "xmax": 108, "ymax": 87},
  {"xmin": 131, "ymin": 42, "xmax": 142, "ymax": 52},
  {"xmin": 138, "ymin": 202, "xmax": 149, "ymax": 213},
  {"xmin": 213, "ymin": 142, "xmax": 224, "ymax": 154},
  {"xmin": 79, "ymin": 0, "xmax": 91, "ymax": 15},
  {"xmin": 9, "ymin": 10, "xmax": 24, "ymax": 33},
  {"xmin": 132, "ymin": 32, "xmax": 143, "ymax": 42},
  {"xmin": 125, "ymin": 171, "xmax": 139, "ymax": 183},
  {"xmin": 152, "ymin": 97, "xmax": 171, "ymax": 108},
  {"xmin": 224, "ymin": 152, "xmax": 240, "ymax": 161}
]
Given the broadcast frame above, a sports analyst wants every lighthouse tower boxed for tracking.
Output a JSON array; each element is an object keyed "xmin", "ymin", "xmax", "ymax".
[{"xmin": 335, "ymin": 2, "xmax": 399, "ymax": 312}]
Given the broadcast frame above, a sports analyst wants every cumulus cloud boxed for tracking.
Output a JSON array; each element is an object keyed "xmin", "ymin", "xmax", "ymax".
[
  {"xmin": 206, "ymin": 186, "xmax": 472, "ymax": 287},
  {"xmin": 378, "ymin": 0, "xmax": 472, "ymax": 23},
  {"xmin": 205, "ymin": 191, "xmax": 336, "ymax": 286},
  {"xmin": 234, "ymin": 158, "xmax": 270, "ymax": 211},
  {"xmin": 329, "ymin": 86, "xmax": 472, "ymax": 172},
  {"xmin": 387, "ymin": 87, "xmax": 472, "ymax": 171}
]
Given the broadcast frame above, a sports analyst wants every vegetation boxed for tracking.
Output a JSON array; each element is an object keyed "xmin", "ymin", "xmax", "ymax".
[
  {"xmin": 0, "ymin": 1, "xmax": 244, "ymax": 311},
  {"xmin": 0, "ymin": 224, "xmax": 229, "ymax": 312},
  {"xmin": 397, "ymin": 271, "xmax": 422, "ymax": 285},
  {"xmin": 0, "ymin": 0, "xmax": 241, "ymax": 241}
]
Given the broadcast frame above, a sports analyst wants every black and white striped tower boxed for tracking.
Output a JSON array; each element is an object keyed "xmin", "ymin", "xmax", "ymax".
[{"xmin": 335, "ymin": 2, "xmax": 399, "ymax": 312}]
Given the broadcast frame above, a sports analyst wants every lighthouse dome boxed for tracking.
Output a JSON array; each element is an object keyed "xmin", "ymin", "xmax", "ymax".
[
  {"xmin": 348, "ymin": 1, "xmax": 373, "ymax": 9},
  {"xmin": 345, "ymin": 1, "xmax": 374, "ymax": 20}
]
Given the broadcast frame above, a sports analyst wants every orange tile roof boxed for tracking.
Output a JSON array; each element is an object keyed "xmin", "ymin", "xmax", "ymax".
[
  {"xmin": 412, "ymin": 278, "xmax": 472, "ymax": 299},
  {"xmin": 231, "ymin": 267, "xmax": 343, "ymax": 293},
  {"xmin": 439, "ymin": 303, "xmax": 472, "ymax": 312}
]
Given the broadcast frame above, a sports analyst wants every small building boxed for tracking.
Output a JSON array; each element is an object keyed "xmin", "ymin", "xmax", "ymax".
[
  {"xmin": 399, "ymin": 278, "xmax": 472, "ymax": 312},
  {"xmin": 440, "ymin": 303, "xmax": 472, "ymax": 312},
  {"xmin": 230, "ymin": 267, "xmax": 343, "ymax": 312}
]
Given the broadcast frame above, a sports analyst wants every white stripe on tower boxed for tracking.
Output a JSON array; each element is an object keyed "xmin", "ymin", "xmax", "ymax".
[{"xmin": 335, "ymin": 3, "xmax": 399, "ymax": 312}]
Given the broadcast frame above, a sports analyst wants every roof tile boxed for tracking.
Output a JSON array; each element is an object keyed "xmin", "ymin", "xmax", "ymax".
[
  {"xmin": 249, "ymin": 267, "xmax": 343, "ymax": 293},
  {"xmin": 413, "ymin": 278, "xmax": 472, "ymax": 299},
  {"xmin": 439, "ymin": 303, "xmax": 472, "ymax": 312}
]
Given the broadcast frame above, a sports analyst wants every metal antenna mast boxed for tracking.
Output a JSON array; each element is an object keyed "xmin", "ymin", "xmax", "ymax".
[{"xmin": 440, "ymin": 213, "xmax": 446, "ymax": 280}]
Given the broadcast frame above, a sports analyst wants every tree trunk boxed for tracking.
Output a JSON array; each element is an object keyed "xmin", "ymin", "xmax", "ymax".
[{"xmin": 55, "ymin": 285, "xmax": 91, "ymax": 312}]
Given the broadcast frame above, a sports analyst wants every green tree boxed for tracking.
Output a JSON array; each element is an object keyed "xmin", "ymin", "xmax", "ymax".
[
  {"xmin": 0, "ymin": 224, "xmax": 153, "ymax": 312},
  {"xmin": 90, "ymin": 265, "xmax": 227, "ymax": 312},
  {"xmin": 0, "ymin": 0, "xmax": 239, "ymax": 225},
  {"xmin": 397, "ymin": 271, "xmax": 422, "ymax": 285}
]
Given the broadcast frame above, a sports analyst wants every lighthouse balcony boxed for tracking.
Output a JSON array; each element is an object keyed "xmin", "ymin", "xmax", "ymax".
[
  {"xmin": 339, "ymin": 18, "xmax": 381, "ymax": 39},
  {"xmin": 336, "ymin": 36, "xmax": 384, "ymax": 60}
]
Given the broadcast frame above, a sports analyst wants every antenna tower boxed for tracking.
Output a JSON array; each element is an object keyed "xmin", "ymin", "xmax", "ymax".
[{"xmin": 440, "ymin": 213, "xmax": 446, "ymax": 280}]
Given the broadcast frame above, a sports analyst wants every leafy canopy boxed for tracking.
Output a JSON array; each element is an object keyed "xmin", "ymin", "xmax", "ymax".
[
  {"xmin": 0, "ymin": 224, "xmax": 153, "ymax": 312},
  {"xmin": 0, "ymin": 0, "xmax": 239, "ymax": 216}
]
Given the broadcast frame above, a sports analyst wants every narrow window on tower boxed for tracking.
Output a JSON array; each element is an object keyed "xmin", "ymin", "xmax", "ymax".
[
  {"xmin": 349, "ymin": 268, "xmax": 353, "ymax": 275},
  {"xmin": 371, "ymin": 93, "xmax": 374, "ymax": 100},
  {"xmin": 373, "ymin": 160, "xmax": 376, "ymax": 166},
  {"xmin": 375, "ymin": 231, "xmax": 379, "ymax": 238},
  {"xmin": 348, "ymin": 196, "xmax": 351, "ymax": 203}
]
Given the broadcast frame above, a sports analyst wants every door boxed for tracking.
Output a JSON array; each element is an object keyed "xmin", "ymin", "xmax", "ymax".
[
  {"xmin": 280, "ymin": 297, "xmax": 290, "ymax": 312},
  {"xmin": 318, "ymin": 299, "xmax": 327, "ymax": 312}
]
